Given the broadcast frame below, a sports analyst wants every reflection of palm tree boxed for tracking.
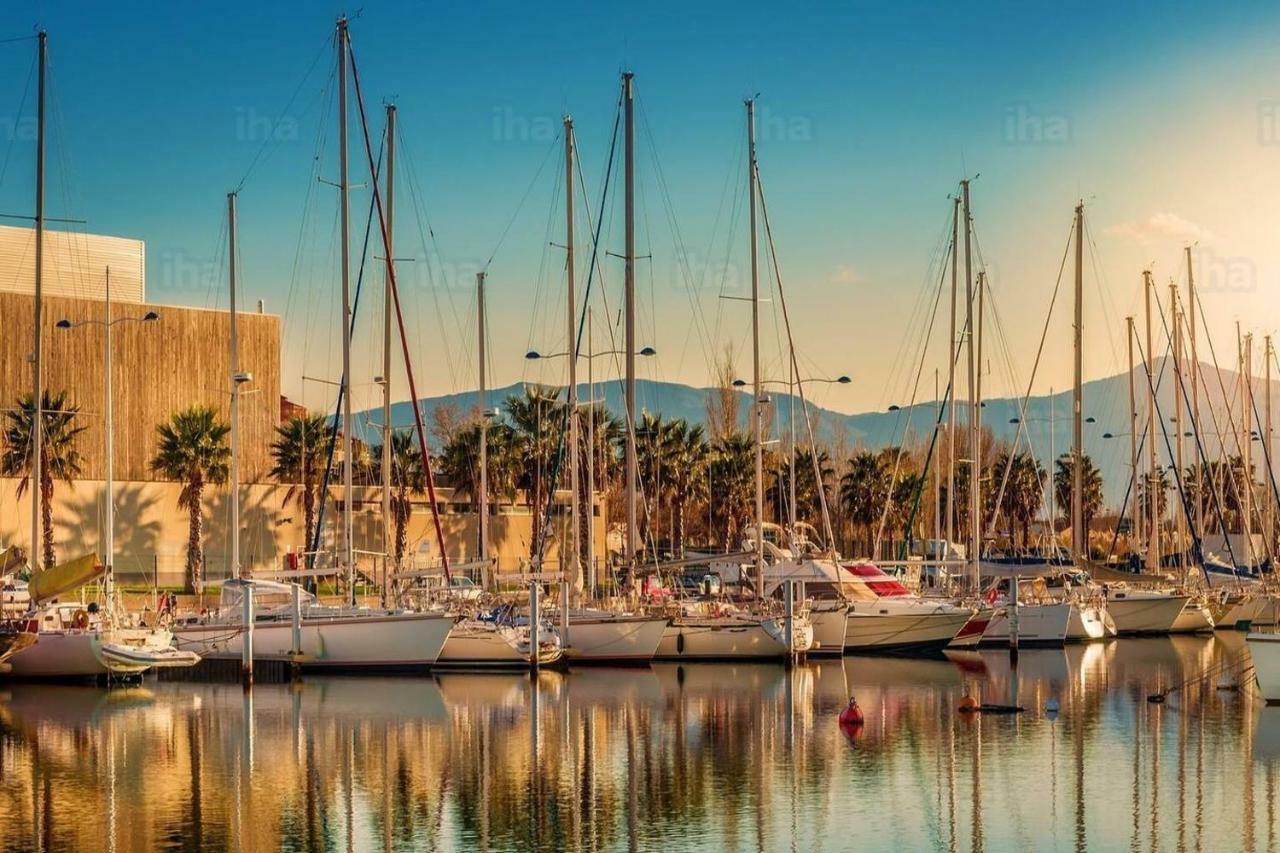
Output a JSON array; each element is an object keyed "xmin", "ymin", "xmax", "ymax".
[
  {"xmin": 269, "ymin": 413, "xmax": 333, "ymax": 561},
  {"xmin": 150, "ymin": 405, "xmax": 230, "ymax": 592},
  {"xmin": 0, "ymin": 390, "xmax": 87, "ymax": 569}
]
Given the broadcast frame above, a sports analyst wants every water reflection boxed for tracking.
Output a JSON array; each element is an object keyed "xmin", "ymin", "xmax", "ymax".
[{"xmin": 0, "ymin": 638, "xmax": 1276, "ymax": 851}]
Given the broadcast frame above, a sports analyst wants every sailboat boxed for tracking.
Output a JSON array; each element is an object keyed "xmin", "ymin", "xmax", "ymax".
[
  {"xmin": 4, "ymin": 34, "xmax": 198, "ymax": 680},
  {"xmin": 654, "ymin": 95, "xmax": 813, "ymax": 661}
]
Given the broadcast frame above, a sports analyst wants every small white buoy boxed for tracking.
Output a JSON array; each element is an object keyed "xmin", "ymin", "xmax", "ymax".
[{"xmin": 1044, "ymin": 698, "xmax": 1061, "ymax": 714}]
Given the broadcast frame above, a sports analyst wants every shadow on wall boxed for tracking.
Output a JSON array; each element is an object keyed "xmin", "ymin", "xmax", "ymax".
[{"xmin": 54, "ymin": 482, "xmax": 163, "ymax": 574}]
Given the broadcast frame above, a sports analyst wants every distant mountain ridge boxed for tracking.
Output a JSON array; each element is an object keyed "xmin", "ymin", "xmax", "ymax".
[{"xmin": 349, "ymin": 358, "xmax": 1271, "ymax": 508}]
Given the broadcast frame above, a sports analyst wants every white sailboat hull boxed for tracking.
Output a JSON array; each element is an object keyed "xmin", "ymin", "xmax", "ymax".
[
  {"xmin": 1106, "ymin": 593, "xmax": 1189, "ymax": 635},
  {"xmin": 844, "ymin": 601, "xmax": 972, "ymax": 653},
  {"xmin": 437, "ymin": 622, "xmax": 562, "ymax": 668},
  {"xmin": 655, "ymin": 616, "xmax": 811, "ymax": 660},
  {"xmin": 555, "ymin": 616, "xmax": 668, "ymax": 663},
  {"xmin": 1067, "ymin": 603, "xmax": 1114, "ymax": 641},
  {"xmin": 5, "ymin": 627, "xmax": 175, "ymax": 679},
  {"xmin": 1247, "ymin": 633, "xmax": 1280, "ymax": 703},
  {"xmin": 807, "ymin": 603, "xmax": 848, "ymax": 656},
  {"xmin": 1170, "ymin": 602, "xmax": 1215, "ymax": 633},
  {"xmin": 173, "ymin": 611, "xmax": 453, "ymax": 669},
  {"xmin": 979, "ymin": 602, "xmax": 1072, "ymax": 647}
]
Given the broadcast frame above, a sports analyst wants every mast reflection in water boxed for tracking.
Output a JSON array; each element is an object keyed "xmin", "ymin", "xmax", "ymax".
[{"xmin": 0, "ymin": 635, "xmax": 1276, "ymax": 851}]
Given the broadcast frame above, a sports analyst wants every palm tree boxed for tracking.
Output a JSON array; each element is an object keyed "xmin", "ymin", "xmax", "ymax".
[
  {"xmin": 710, "ymin": 431, "xmax": 753, "ymax": 548},
  {"xmin": 0, "ymin": 390, "xmax": 87, "ymax": 570},
  {"xmin": 839, "ymin": 450, "xmax": 887, "ymax": 557},
  {"xmin": 1053, "ymin": 452, "xmax": 1104, "ymax": 548},
  {"xmin": 375, "ymin": 431, "xmax": 424, "ymax": 570},
  {"xmin": 504, "ymin": 385, "xmax": 564, "ymax": 557},
  {"xmin": 663, "ymin": 420, "xmax": 710, "ymax": 556},
  {"xmin": 151, "ymin": 405, "xmax": 230, "ymax": 592},
  {"xmin": 990, "ymin": 451, "xmax": 1045, "ymax": 549},
  {"xmin": 269, "ymin": 413, "xmax": 333, "ymax": 559}
]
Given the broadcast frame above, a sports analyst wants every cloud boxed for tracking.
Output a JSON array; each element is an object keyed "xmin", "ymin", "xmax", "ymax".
[
  {"xmin": 828, "ymin": 264, "xmax": 861, "ymax": 286},
  {"xmin": 1107, "ymin": 212, "xmax": 1217, "ymax": 245}
]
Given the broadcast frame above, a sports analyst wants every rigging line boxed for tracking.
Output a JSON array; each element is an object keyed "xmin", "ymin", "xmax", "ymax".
[
  {"xmin": 347, "ymin": 30, "xmax": 453, "ymax": 580},
  {"xmin": 984, "ymin": 219, "xmax": 1075, "ymax": 539},
  {"xmin": 1245, "ymin": 381, "xmax": 1280, "ymax": 564},
  {"xmin": 235, "ymin": 33, "xmax": 331, "ymax": 193},
  {"xmin": 482, "ymin": 130, "xmax": 562, "ymax": 272}
]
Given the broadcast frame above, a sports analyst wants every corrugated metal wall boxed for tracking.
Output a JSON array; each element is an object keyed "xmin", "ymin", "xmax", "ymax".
[
  {"xmin": 0, "ymin": 225, "xmax": 144, "ymax": 303},
  {"xmin": 0, "ymin": 291, "xmax": 279, "ymax": 482}
]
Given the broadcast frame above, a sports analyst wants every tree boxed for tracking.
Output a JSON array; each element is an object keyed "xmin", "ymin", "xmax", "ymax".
[
  {"xmin": 1053, "ymin": 452, "xmax": 1103, "ymax": 544},
  {"xmin": 840, "ymin": 450, "xmax": 888, "ymax": 557},
  {"xmin": 710, "ymin": 431, "xmax": 753, "ymax": 548},
  {"xmin": 151, "ymin": 406, "xmax": 230, "ymax": 592},
  {"xmin": 269, "ymin": 413, "xmax": 334, "ymax": 559},
  {"xmin": 0, "ymin": 390, "xmax": 87, "ymax": 570},
  {"xmin": 375, "ymin": 431, "xmax": 424, "ymax": 570},
  {"xmin": 990, "ymin": 451, "xmax": 1045, "ymax": 549},
  {"xmin": 663, "ymin": 420, "xmax": 710, "ymax": 556},
  {"xmin": 773, "ymin": 447, "xmax": 836, "ymax": 531},
  {"xmin": 704, "ymin": 344, "xmax": 741, "ymax": 441},
  {"xmin": 504, "ymin": 385, "xmax": 564, "ymax": 558}
]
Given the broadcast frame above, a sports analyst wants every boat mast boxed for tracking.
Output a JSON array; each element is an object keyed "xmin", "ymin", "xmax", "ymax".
[
  {"xmin": 1171, "ymin": 284, "xmax": 1185, "ymax": 581},
  {"xmin": 1244, "ymin": 330, "xmax": 1255, "ymax": 567},
  {"xmin": 1071, "ymin": 204, "xmax": 1084, "ymax": 569},
  {"xmin": 1144, "ymin": 270, "xmax": 1159, "ymax": 573},
  {"xmin": 477, "ymin": 271, "xmax": 489, "ymax": 568},
  {"xmin": 103, "ymin": 268, "xmax": 114, "ymax": 603},
  {"xmin": 1268, "ymin": 335, "xmax": 1275, "ymax": 558},
  {"xmin": 30, "ymin": 31, "xmax": 46, "ymax": 571},
  {"xmin": 228, "ymin": 192, "xmax": 242, "ymax": 581},
  {"xmin": 381, "ymin": 103, "xmax": 395, "ymax": 602},
  {"xmin": 564, "ymin": 113, "xmax": 581, "ymax": 594},
  {"xmin": 962, "ymin": 179, "xmax": 975, "ymax": 587},
  {"xmin": 623, "ymin": 72, "xmax": 637, "ymax": 575},
  {"xmin": 1127, "ymin": 316, "xmax": 1141, "ymax": 559},
  {"xmin": 947, "ymin": 197, "xmax": 958, "ymax": 558},
  {"xmin": 747, "ymin": 97, "xmax": 764, "ymax": 598},
  {"xmin": 336, "ymin": 18, "xmax": 355, "ymax": 596},
  {"xmin": 974, "ymin": 270, "xmax": 984, "ymax": 571},
  {"xmin": 1187, "ymin": 247, "xmax": 1202, "ymax": 538}
]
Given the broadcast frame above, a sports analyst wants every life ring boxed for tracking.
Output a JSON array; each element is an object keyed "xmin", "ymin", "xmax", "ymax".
[{"xmin": 71, "ymin": 609, "xmax": 90, "ymax": 630}]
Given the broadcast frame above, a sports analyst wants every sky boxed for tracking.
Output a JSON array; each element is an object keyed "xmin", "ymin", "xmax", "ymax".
[{"xmin": 4, "ymin": 0, "xmax": 1280, "ymax": 424}]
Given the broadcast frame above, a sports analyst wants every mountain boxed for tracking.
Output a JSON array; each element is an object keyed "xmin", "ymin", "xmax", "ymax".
[{"xmin": 349, "ymin": 357, "xmax": 1272, "ymax": 508}]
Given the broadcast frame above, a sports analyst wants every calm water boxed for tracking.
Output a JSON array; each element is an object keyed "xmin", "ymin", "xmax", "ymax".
[{"xmin": 0, "ymin": 635, "xmax": 1277, "ymax": 852}]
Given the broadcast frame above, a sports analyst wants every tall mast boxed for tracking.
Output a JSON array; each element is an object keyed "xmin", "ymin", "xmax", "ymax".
[
  {"xmin": 622, "ymin": 72, "xmax": 637, "ymax": 571},
  {"xmin": 586, "ymin": 309, "xmax": 595, "ymax": 593},
  {"xmin": 381, "ymin": 103, "xmax": 396, "ymax": 599},
  {"xmin": 962, "ymin": 179, "xmax": 975, "ymax": 586},
  {"xmin": 1268, "ymin": 335, "xmax": 1275, "ymax": 558},
  {"xmin": 30, "ymin": 31, "xmax": 46, "ymax": 571},
  {"xmin": 947, "ymin": 197, "xmax": 958, "ymax": 555},
  {"xmin": 973, "ymin": 270, "xmax": 984, "ymax": 574},
  {"xmin": 1072, "ymin": 204, "xmax": 1085, "ymax": 567},
  {"xmin": 1171, "ymin": 284, "xmax": 1185, "ymax": 579},
  {"xmin": 477, "ymin": 271, "xmax": 489, "ymax": 567},
  {"xmin": 103, "ymin": 269, "xmax": 114, "ymax": 603},
  {"xmin": 748, "ymin": 98, "xmax": 763, "ymax": 598},
  {"xmin": 228, "ymin": 192, "xmax": 241, "ymax": 580},
  {"xmin": 564, "ymin": 113, "xmax": 581, "ymax": 593},
  {"xmin": 1187, "ymin": 247, "xmax": 1202, "ymax": 537},
  {"xmin": 1127, "ymin": 316, "xmax": 1141, "ymax": 557},
  {"xmin": 1245, "ymin": 331, "xmax": 1255, "ymax": 566},
  {"xmin": 336, "ymin": 18, "xmax": 354, "ymax": 593},
  {"xmin": 1144, "ymin": 270, "xmax": 1159, "ymax": 573},
  {"xmin": 789, "ymin": 358, "xmax": 798, "ymax": 534}
]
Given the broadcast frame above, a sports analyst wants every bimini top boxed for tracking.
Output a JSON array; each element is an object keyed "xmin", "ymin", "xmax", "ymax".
[{"xmin": 841, "ymin": 562, "xmax": 912, "ymax": 598}]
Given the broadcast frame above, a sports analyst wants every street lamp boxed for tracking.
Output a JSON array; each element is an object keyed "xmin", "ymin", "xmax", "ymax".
[{"xmin": 57, "ymin": 285, "xmax": 159, "ymax": 606}]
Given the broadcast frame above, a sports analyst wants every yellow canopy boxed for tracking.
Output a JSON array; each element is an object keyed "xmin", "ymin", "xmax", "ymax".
[{"xmin": 28, "ymin": 552, "xmax": 104, "ymax": 605}]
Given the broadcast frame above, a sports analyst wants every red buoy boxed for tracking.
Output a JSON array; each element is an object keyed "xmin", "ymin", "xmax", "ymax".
[
  {"xmin": 838, "ymin": 697, "xmax": 864, "ymax": 726},
  {"xmin": 958, "ymin": 693, "xmax": 979, "ymax": 713}
]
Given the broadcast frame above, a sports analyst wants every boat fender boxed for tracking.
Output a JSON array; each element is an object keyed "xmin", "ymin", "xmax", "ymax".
[
  {"xmin": 676, "ymin": 632, "xmax": 685, "ymax": 655},
  {"xmin": 72, "ymin": 609, "xmax": 90, "ymax": 630},
  {"xmin": 838, "ymin": 697, "xmax": 864, "ymax": 726},
  {"xmin": 1044, "ymin": 698, "xmax": 1060, "ymax": 714},
  {"xmin": 958, "ymin": 693, "xmax": 979, "ymax": 713}
]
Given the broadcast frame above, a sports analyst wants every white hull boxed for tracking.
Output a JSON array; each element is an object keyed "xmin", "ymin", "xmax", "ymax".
[
  {"xmin": 1106, "ymin": 593, "xmax": 1190, "ymax": 635},
  {"xmin": 844, "ymin": 601, "xmax": 972, "ymax": 653},
  {"xmin": 438, "ymin": 622, "xmax": 562, "ymax": 668},
  {"xmin": 1248, "ymin": 633, "xmax": 1280, "ymax": 703},
  {"xmin": 655, "ymin": 616, "xmax": 812, "ymax": 660},
  {"xmin": 807, "ymin": 603, "xmax": 849, "ymax": 656},
  {"xmin": 979, "ymin": 602, "xmax": 1071, "ymax": 647},
  {"xmin": 555, "ymin": 615, "xmax": 668, "ymax": 662},
  {"xmin": 174, "ymin": 611, "xmax": 453, "ymax": 669},
  {"xmin": 1170, "ymin": 602, "xmax": 1215, "ymax": 634},
  {"xmin": 5, "ymin": 627, "xmax": 175, "ymax": 679},
  {"xmin": 1067, "ymin": 604, "xmax": 1114, "ymax": 641}
]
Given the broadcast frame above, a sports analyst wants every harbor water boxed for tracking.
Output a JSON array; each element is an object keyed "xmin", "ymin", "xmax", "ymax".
[{"xmin": 0, "ymin": 634, "xmax": 1276, "ymax": 851}]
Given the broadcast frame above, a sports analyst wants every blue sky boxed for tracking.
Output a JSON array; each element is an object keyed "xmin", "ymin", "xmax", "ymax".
[{"xmin": 5, "ymin": 1, "xmax": 1280, "ymax": 420}]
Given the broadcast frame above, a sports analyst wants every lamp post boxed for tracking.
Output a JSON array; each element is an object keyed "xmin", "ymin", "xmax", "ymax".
[
  {"xmin": 56, "ymin": 269, "xmax": 159, "ymax": 609},
  {"xmin": 526, "ymin": 344, "xmax": 656, "ymax": 594}
]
